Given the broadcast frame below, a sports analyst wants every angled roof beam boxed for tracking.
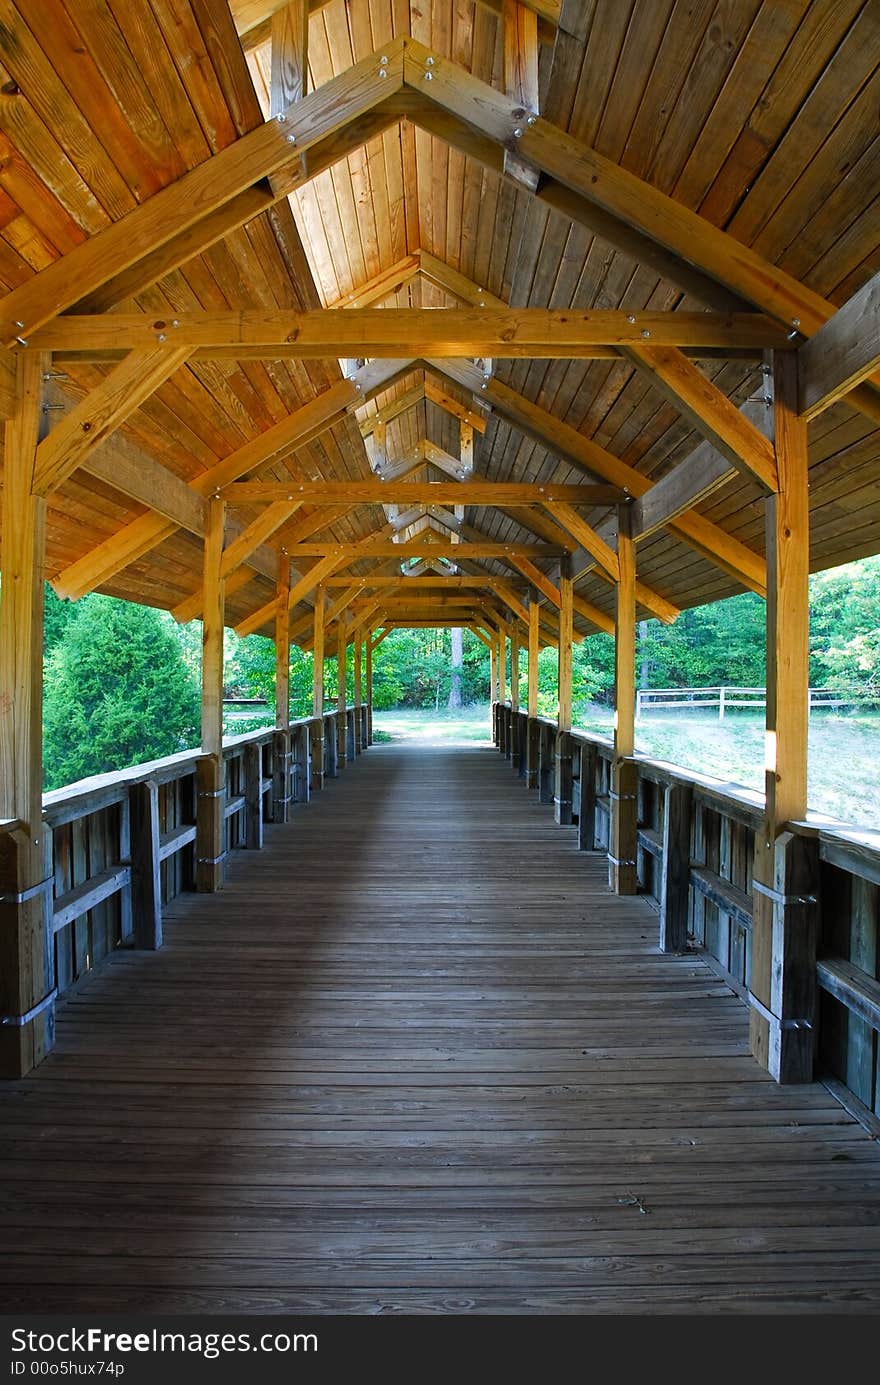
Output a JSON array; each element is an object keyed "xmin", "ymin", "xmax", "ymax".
[
  {"xmin": 427, "ymin": 359, "xmax": 766, "ymax": 595},
  {"xmin": 33, "ymin": 349, "xmax": 191, "ymax": 496},
  {"xmin": 621, "ymin": 345, "xmax": 778, "ymax": 493},
  {"xmin": 51, "ymin": 357, "xmax": 410, "ymax": 601},
  {"xmin": 0, "ymin": 42, "xmax": 407, "ymax": 344},
  {"xmin": 402, "ymin": 43, "xmax": 880, "ymax": 420},
  {"xmin": 798, "ymin": 269, "xmax": 880, "ymax": 420}
]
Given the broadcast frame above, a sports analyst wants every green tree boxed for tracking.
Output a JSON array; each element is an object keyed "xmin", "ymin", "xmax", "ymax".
[{"xmin": 43, "ymin": 597, "xmax": 200, "ymax": 789}]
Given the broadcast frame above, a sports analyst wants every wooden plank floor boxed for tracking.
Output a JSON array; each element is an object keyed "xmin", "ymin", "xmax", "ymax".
[{"xmin": 2, "ymin": 741, "xmax": 880, "ymax": 1315}]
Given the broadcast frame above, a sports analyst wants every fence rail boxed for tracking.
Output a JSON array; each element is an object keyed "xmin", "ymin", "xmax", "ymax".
[
  {"xmin": 495, "ymin": 701, "xmax": 880, "ymax": 1124},
  {"xmin": 636, "ymin": 685, "xmax": 859, "ymax": 718},
  {"xmin": 2, "ymin": 705, "xmax": 371, "ymax": 1014}
]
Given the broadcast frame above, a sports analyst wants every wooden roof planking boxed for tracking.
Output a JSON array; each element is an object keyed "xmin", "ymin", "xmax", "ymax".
[{"xmin": 0, "ymin": 0, "xmax": 877, "ymax": 642}]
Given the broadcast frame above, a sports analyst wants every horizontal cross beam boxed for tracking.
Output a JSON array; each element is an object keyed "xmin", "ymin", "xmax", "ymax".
[
  {"xmin": 223, "ymin": 481, "xmax": 626, "ymax": 504},
  {"xmin": 32, "ymin": 309, "xmax": 792, "ymax": 358}
]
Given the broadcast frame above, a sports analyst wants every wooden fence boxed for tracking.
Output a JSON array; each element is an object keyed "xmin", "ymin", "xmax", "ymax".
[
  {"xmin": 636, "ymin": 686, "xmax": 856, "ymax": 718},
  {"xmin": 3, "ymin": 705, "xmax": 370, "ymax": 1008},
  {"xmin": 495, "ymin": 701, "xmax": 880, "ymax": 1124}
]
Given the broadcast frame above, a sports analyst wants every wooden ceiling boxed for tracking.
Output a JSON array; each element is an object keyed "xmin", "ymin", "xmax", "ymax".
[{"xmin": 0, "ymin": 0, "xmax": 878, "ymax": 642}]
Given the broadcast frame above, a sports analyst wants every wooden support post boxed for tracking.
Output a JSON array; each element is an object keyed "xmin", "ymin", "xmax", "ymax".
[
  {"xmin": 272, "ymin": 728, "xmax": 291, "ymax": 820},
  {"xmin": 311, "ymin": 585, "xmax": 325, "ymax": 790},
  {"xmin": 509, "ymin": 627, "xmax": 520, "ymax": 766},
  {"xmin": 0, "ymin": 354, "xmax": 54, "ymax": 1078},
  {"xmin": 610, "ymin": 504, "xmax": 638, "ymax": 894},
  {"xmin": 555, "ymin": 555, "xmax": 573, "ymax": 825},
  {"xmin": 272, "ymin": 563, "xmax": 291, "ymax": 823},
  {"xmin": 538, "ymin": 722, "xmax": 554, "ymax": 804},
  {"xmin": 197, "ymin": 498, "xmax": 225, "ymax": 892},
  {"xmin": 659, "ymin": 782, "xmax": 693, "ymax": 951},
  {"xmin": 490, "ymin": 641, "xmax": 499, "ymax": 741},
  {"xmin": 751, "ymin": 352, "xmax": 815, "ymax": 1082},
  {"xmin": 292, "ymin": 722, "xmax": 310, "ymax": 803},
  {"xmin": 324, "ymin": 712, "xmax": 338, "ymax": 778},
  {"xmin": 578, "ymin": 744, "xmax": 598, "ymax": 851},
  {"xmin": 526, "ymin": 592, "xmax": 540, "ymax": 790},
  {"xmin": 244, "ymin": 742, "xmax": 263, "ymax": 850},
  {"xmin": 337, "ymin": 623, "xmax": 347, "ymax": 768},
  {"xmin": 128, "ymin": 780, "xmax": 162, "ymax": 950},
  {"xmin": 354, "ymin": 631, "xmax": 363, "ymax": 753},
  {"xmin": 365, "ymin": 630, "xmax": 373, "ymax": 745}
]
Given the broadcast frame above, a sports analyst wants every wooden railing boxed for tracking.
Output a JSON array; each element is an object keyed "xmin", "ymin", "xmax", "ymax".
[
  {"xmin": 6, "ymin": 705, "xmax": 371, "ymax": 1008},
  {"xmin": 494, "ymin": 701, "xmax": 880, "ymax": 1120}
]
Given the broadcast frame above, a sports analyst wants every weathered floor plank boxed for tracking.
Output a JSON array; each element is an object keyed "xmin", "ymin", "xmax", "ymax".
[{"xmin": 2, "ymin": 742, "xmax": 879, "ymax": 1314}]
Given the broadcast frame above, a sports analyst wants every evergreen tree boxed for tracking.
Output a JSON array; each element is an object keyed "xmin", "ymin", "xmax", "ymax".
[{"xmin": 43, "ymin": 597, "xmax": 200, "ymax": 789}]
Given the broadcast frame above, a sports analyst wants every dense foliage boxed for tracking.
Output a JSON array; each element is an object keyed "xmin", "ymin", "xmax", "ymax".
[
  {"xmin": 43, "ymin": 593, "xmax": 200, "ymax": 790},
  {"xmin": 37, "ymin": 555, "xmax": 880, "ymax": 789}
]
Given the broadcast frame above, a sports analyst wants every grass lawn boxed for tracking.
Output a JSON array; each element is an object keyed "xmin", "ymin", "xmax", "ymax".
[{"xmin": 372, "ymin": 703, "xmax": 880, "ymax": 830}]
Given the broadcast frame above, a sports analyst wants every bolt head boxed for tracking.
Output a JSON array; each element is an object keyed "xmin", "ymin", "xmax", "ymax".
[
  {"xmin": 287, "ymin": 133, "xmax": 296, "ymax": 144},
  {"xmin": 378, "ymin": 68, "xmax": 387, "ymax": 78},
  {"xmin": 157, "ymin": 333, "xmax": 167, "ymax": 342},
  {"xmin": 641, "ymin": 328, "xmax": 651, "ymax": 338},
  {"xmin": 513, "ymin": 127, "xmax": 523, "ymax": 138},
  {"xmin": 424, "ymin": 71, "xmax": 433, "ymax": 81}
]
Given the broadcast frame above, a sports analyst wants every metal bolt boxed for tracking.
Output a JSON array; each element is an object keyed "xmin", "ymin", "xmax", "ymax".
[
  {"xmin": 15, "ymin": 336, "xmax": 27, "ymax": 346},
  {"xmin": 764, "ymin": 395, "xmax": 772, "ymax": 405},
  {"xmin": 787, "ymin": 329, "xmax": 799, "ymax": 340},
  {"xmin": 513, "ymin": 127, "xmax": 523, "ymax": 138},
  {"xmin": 426, "ymin": 55, "xmax": 435, "ymax": 65},
  {"xmin": 378, "ymin": 68, "xmax": 387, "ymax": 78},
  {"xmin": 380, "ymin": 54, "xmax": 388, "ymax": 65},
  {"xmin": 641, "ymin": 328, "xmax": 651, "ymax": 338},
  {"xmin": 157, "ymin": 333, "xmax": 167, "ymax": 342},
  {"xmin": 14, "ymin": 320, "xmax": 23, "ymax": 328},
  {"xmin": 287, "ymin": 133, "xmax": 296, "ymax": 144},
  {"xmin": 527, "ymin": 115, "xmax": 536, "ymax": 126},
  {"xmin": 424, "ymin": 71, "xmax": 433, "ymax": 81},
  {"xmin": 172, "ymin": 319, "xmax": 180, "ymax": 328},
  {"xmin": 627, "ymin": 315, "xmax": 636, "ymax": 324},
  {"xmin": 792, "ymin": 318, "xmax": 800, "ymax": 328}
]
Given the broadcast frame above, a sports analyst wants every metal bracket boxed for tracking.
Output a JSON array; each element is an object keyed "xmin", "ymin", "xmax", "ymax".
[
  {"xmin": 748, "ymin": 991, "xmax": 813, "ymax": 1031},
  {"xmin": 752, "ymin": 879, "xmax": 817, "ymax": 907},
  {"xmin": 1, "ymin": 987, "xmax": 57, "ymax": 1027},
  {"xmin": 609, "ymin": 791, "xmax": 637, "ymax": 802},
  {"xmin": 607, "ymin": 853, "xmax": 637, "ymax": 867},
  {"xmin": 197, "ymin": 851, "xmax": 229, "ymax": 866},
  {"xmin": 197, "ymin": 789, "xmax": 225, "ymax": 799},
  {"xmin": 0, "ymin": 877, "xmax": 54, "ymax": 906}
]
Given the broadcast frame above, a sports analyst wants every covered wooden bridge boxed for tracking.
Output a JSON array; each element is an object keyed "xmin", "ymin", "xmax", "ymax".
[{"xmin": 1, "ymin": 0, "xmax": 879, "ymax": 1313}]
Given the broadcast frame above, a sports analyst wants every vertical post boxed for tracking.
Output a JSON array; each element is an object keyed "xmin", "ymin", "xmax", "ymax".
[
  {"xmin": 292, "ymin": 721, "xmax": 310, "ymax": 803},
  {"xmin": 719, "ymin": 685, "xmax": 726, "ymax": 721},
  {"xmin": 197, "ymin": 498, "xmax": 226, "ymax": 892},
  {"xmin": 577, "ymin": 743, "xmax": 598, "ymax": 851},
  {"xmin": 128, "ymin": 780, "xmax": 162, "ymax": 950},
  {"xmin": 354, "ymin": 629, "xmax": 363, "ymax": 754},
  {"xmin": 490, "ymin": 641, "xmax": 499, "ymax": 735},
  {"xmin": 555, "ymin": 555, "xmax": 573, "ymax": 825},
  {"xmin": 365, "ymin": 629, "xmax": 373, "ymax": 745},
  {"xmin": 311, "ymin": 585, "xmax": 325, "ymax": 790},
  {"xmin": 526, "ymin": 591, "xmax": 540, "ymax": 790},
  {"xmin": 610, "ymin": 503, "xmax": 637, "ymax": 894},
  {"xmin": 336, "ymin": 621, "xmax": 347, "ymax": 768},
  {"xmin": 751, "ymin": 351, "xmax": 815, "ymax": 1083},
  {"xmin": 0, "ymin": 353, "xmax": 55, "ymax": 1078},
  {"xmin": 509, "ymin": 626, "xmax": 520, "ymax": 766},
  {"xmin": 272, "ymin": 564, "xmax": 291, "ymax": 823},
  {"xmin": 659, "ymin": 781, "xmax": 693, "ymax": 952},
  {"xmin": 244, "ymin": 742, "xmax": 263, "ymax": 850}
]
